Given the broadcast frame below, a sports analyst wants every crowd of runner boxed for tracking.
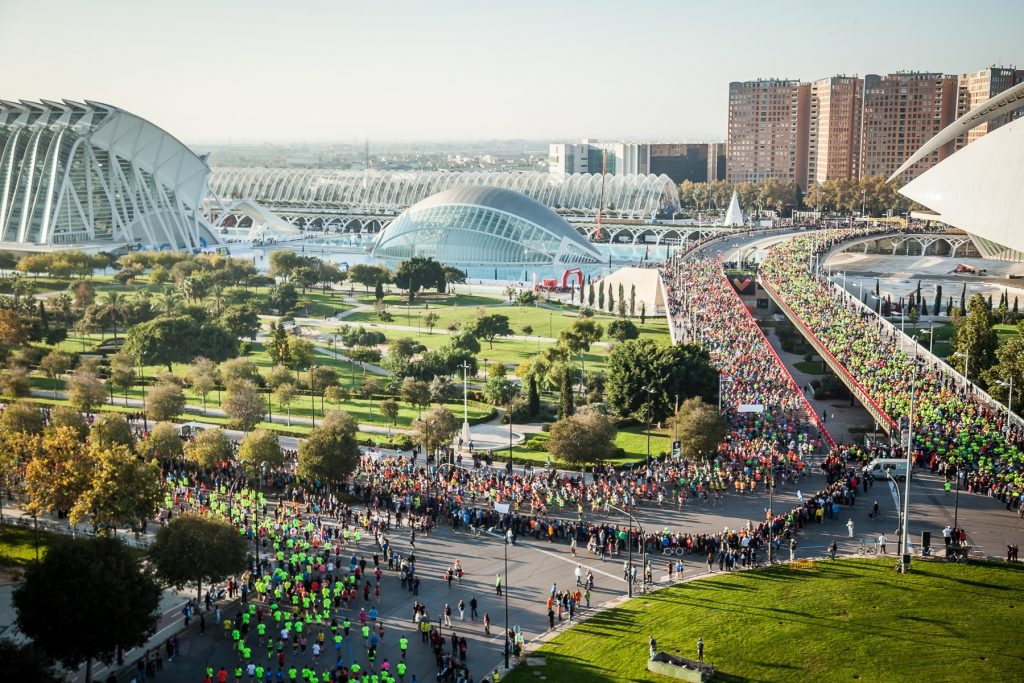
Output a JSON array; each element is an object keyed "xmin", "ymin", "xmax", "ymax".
[{"xmin": 759, "ymin": 229, "xmax": 1024, "ymax": 511}]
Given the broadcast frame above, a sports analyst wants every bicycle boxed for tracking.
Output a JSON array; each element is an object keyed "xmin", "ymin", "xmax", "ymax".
[{"xmin": 857, "ymin": 540, "xmax": 877, "ymax": 555}]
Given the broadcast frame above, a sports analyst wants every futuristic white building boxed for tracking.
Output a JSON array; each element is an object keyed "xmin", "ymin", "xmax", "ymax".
[
  {"xmin": 0, "ymin": 100, "xmax": 219, "ymax": 251},
  {"xmin": 209, "ymin": 168, "xmax": 680, "ymax": 220},
  {"xmin": 371, "ymin": 186, "xmax": 602, "ymax": 272},
  {"xmin": 893, "ymin": 81, "xmax": 1024, "ymax": 261}
]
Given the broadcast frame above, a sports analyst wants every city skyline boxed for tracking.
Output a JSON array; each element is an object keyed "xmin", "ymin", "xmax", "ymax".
[{"xmin": 1, "ymin": 0, "xmax": 1021, "ymax": 143}]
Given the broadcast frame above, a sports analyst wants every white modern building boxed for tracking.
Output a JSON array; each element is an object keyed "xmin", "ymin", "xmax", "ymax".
[
  {"xmin": 0, "ymin": 100, "xmax": 220, "ymax": 252},
  {"xmin": 893, "ymin": 81, "xmax": 1024, "ymax": 261},
  {"xmin": 548, "ymin": 141, "xmax": 650, "ymax": 176}
]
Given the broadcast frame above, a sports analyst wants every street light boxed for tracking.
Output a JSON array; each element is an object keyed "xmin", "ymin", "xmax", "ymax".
[
  {"xmin": 459, "ymin": 360, "xmax": 471, "ymax": 446},
  {"xmin": 503, "ymin": 528, "xmax": 510, "ymax": 670},
  {"xmin": 898, "ymin": 359, "xmax": 919, "ymax": 574},
  {"xmin": 309, "ymin": 365, "xmax": 318, "ymax": 428},
  {"xmin": 997, "ymin": 378, "xmax": 1014, "ymax": 438},
  {"xmin": 609, "ymin": 503, "xmax": 645, "ymax": 598},
  {"xmin": 640, "ymin": 385, "xmax": 656, "ymax": 469},
  {"xmin": 952, "ymin": 349, "xmax": 970, "ymax": 388}
]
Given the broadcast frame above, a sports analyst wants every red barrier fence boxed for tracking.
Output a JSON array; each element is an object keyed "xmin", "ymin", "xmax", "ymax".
[
  {"xmin": 716, "ymin": 265, "xmax": 837, "ymax": 449},
  {"xmin": 759, "ymin": 278, "xmax": 898, "ymax": 434}
]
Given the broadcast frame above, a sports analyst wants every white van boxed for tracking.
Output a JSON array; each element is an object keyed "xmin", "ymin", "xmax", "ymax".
[{"xmin": 863, "ymin": 458, "xmax": 908, "ymax": 481}]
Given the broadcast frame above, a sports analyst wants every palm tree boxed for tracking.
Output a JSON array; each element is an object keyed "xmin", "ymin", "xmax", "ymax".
[
  {"xmin": 156, "ymin": 288, "xmax": 180, "ymax": 316},
  {"xmin": 100, "ymin": 291, "xmax": 126, "ymax": 338},
  {"xmin": 207, "ymin": 283, "xmax": 225, "ymax": 317}
]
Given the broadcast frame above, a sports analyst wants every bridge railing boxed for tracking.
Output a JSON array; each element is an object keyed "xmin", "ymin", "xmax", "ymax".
[{"xmin": 759, "ymin": 278, "xmax": 898, "ymax": 435}]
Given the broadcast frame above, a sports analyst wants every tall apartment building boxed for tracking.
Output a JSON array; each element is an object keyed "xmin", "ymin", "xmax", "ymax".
[
  {"xmin": 957, "ymin": 66, "xmax": 1024, "ymax": 146},
  {"xmin": 806, "ymin": 76, "xmax": 862, "ymax": 185},
  {"xmin": 858, "ymin": 72, "xmax": 959, "ymax": 180},
  {"xmin": 548, "ymin": 143, "xmax": 591, "ymax": 175},
  {"xmin": 726, "ymin": 79, "xmax": 810, "ymax": 187}
]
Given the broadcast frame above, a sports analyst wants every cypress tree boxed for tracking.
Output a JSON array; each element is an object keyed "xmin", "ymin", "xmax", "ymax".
[
  {"xmin": 988, "ymin": 294, "xmax": 993, "ymax": 310},
  {"xmin": 527, "ymin": 374, "xmax": 540, "ymax": 418},
  {"xmin": 38, "ymin": 300, "xmax": 48, "ymax": 330},
  {"xmin": 374, "ymin": 280, "xmax": 384, "ymax": 302},
  {"xmin": 934, "ymin": 285, "xmax": 942, "ymax": 317},
  {"xmin": 629, "ymin": 284, "xmax": 636, "ymax": 317},
  {"xmin": 1014, "ymin": 296, "xmax": 1019, "ymax": 315},
  {"xmin": 960, "ymin": 283, "xmax": 967, "ymax": 315},
  {"xmin": 920, "ymin": 296, "xmax": 929, "ymax": 316},
  {"xmin": 618, "ymin": 283, "xmax": 625, "ymax": 309},
  {"xmin": 588, "ymin": 283, "xmax": 595, "ymax": 307},
  {"xmin": 558, "ymin": 366, "xmax": 575, "ymax": 419},
  {"xmin": 640, "ymin": 301, "xmax": 647, "ymax": 324},
  {"xmin": 875, "ymin": 278, "xmax": 880, "ymax": 298},
  {"xmin": 607, "ymin": 288, "xmax": 615, "ymax": 314},
  {"xmin": 598, "ymin": 282, "xmax": 605, "ymax": 310}
]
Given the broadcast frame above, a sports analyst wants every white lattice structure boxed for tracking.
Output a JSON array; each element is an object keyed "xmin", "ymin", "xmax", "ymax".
[
  {"xmin": 0, "ymin": 100, "xmax": 219, "ymax": 250},
  {"xmin": 209, "ymin": 168, "xmax": 680, "ymax": 220}
]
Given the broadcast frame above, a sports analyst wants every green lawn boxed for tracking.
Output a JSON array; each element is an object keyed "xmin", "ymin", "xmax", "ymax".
[
  {"xmin": 509, "ymin": 424, "xmax": 672, "ymax": 466},
  {"xmin": 905, "ymin": 322, "xmax": 1019, "ymax": 360},
  {"xmin": 506, "ymin": 558, "xmax": 1024, "ymax": 683},
  {"xmin": 793, "ymin": 359, "xmax": 824, "ymax": 374},
  {"xmin": 0, "ymin": 524, "xmax": 59, "ymax": 567}
]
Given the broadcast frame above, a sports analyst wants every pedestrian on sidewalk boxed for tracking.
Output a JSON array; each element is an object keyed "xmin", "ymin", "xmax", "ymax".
[{"xmin": 847, "ymin": 517, "xmax": 854, "ymax": 538}]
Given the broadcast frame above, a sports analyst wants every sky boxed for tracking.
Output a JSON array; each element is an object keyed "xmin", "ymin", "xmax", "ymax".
[{"xmin": 2, "ymin": 0, "xmax": 1021, "ymax": 144}]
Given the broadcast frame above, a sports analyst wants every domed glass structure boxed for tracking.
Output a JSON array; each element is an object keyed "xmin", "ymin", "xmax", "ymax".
[{"xmin": 371, "ymin": 186, "xmax": 602, "ymax": 269}]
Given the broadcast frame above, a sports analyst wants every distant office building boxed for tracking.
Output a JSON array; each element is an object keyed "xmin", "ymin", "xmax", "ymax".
[
  {"xmin": 649, "ymin": 143, "xmax": 726, "ymax": 184},
  {"xmin": 956, "ymin": 66, "xmax": 1024, "ymax": 147},
  {"xmin": 548, "ymin": 141, "xmax": 648, "ymax": 176},
  {"xmin": 858, "ymin": 72, "xmax": 959, "ymax": 180},
  {"xmin": 806, "ymin": 76, "xmax": 862, "ymax": 185},
  {"xmin": 726, "ymin": 79, "xmax": 810, "ymax": 187}
]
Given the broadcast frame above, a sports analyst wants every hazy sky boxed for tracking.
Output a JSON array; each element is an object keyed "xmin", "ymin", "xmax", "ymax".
[{"xmin": 2, "ymin": 0, "xmax": 1021, "ymax": 143}]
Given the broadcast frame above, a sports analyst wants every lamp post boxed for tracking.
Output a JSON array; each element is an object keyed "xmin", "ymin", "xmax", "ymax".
[
  {"xmin": 137, "ymin": 354, "xmax": 148, "ymax": 431},
  {"xmin": 309, "ymin": 365, "xmax": 318, "ymax": 428},
  {"xmin": 640, "ymin": 385, "xmax": 656, "ymax": 469},
  {"xmin": 899, "ymin": 360, "xmax": 918, "ymax": 573},
  {"xmin": 503, "ymin": 530, "xmax": 510, "ymax": 670},
  {"xmin": 717, "ymin": 374, "xmax": 734, "ymax": 413},
  {"xmin": 952, "ymin": 348, "xmax": 970, "ymax": 388},
  {"xmin": 459, "ymin": 360, "xmax": 471, "ymax": 446},
  {"xmin": 609, "ymin": 504, "xmax": 644, "ymax": 598},
  {"xmin": 997, "ymin": 378, "xmax": 1014, "ymax": 437}
]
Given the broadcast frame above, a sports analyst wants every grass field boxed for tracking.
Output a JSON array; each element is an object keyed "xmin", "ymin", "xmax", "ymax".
[
  {"xmin": 505, "ymin": 558, "xmax": 1024, "ymax": 683},
  {"xmin": 509, "ymin": 424, "xmax": 672, "ymax": 466},
  {"xmin": 0, "ymin": 524, "xmax": 58, "ymax": 567}
]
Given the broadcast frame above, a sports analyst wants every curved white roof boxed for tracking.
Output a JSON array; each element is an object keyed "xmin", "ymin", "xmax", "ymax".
[
  {"xmin": 890, "ymin": 80, "xmax": 1024, "ymax": 181},
  {"xmin": 0, "ymin": 99, "xmax": 216, "ymax": 249},
  {"xmin": 372, "ymin": 185, "xmax": 602, "ymax": 266},
  {"xmin": 899, "ymin": 116, "xmax": 1024, "ymax": 254},
  {"xmin": 209, "ymin": 168, "xmax": 680, "ymax": 220}
]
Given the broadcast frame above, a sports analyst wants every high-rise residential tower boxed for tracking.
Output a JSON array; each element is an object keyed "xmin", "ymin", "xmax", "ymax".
[
  {"xmin": 806, "ymin": 76, "xmax": 863, "ymax": 185},
  {"xmin": 858, "ymin": 72, "xmax": 959, "ymax": 180},
  {"xmin": 726, "ymin": 79, "xmax": 810, "ymax": 187},
  {"xmin": 956, "ymin": 66, "xmax": 1024, "ymax": 146}
]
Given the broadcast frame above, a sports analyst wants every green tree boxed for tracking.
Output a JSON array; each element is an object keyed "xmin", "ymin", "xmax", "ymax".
[
  {"xmin": 393, "ymin": 257, "xmax": 445, "ymax": 303},
  {"xmin": 558, "ymin": 365, "xmax": 575, "ymax": 418},
  {"xmin": 23, "ymin": 427, "xmax": 93, "ymax": 517},
  {"xmin": 274, "ymin": 382, "xmax": 297, "ymax": 426},
  {"xmin": 71, "ymin": 442, "xmax": 161, "ymax": 530},
  {"xmin": 400, "ymin": 377, "xmax": 431, "ymax": 414},
  {"xmin": 237, "ymin": 429, "xmax": 284, "ymax": 472},
  {"xmin": 558, "ymin": 318, "xmax": 603, "ymax": 353},
  {"xmin": 0, "ymin": 400, "xmax": 45, "ymax": 435},
  {"xmin": 527, "ymin": 373, "xmax": 540, "ymax": 418},
  {"xmin": 598, "ymin": 281, "xmax": 605, "ymax": 310},
  {"xmin": 483, "ymin": 376, "xmax": 517, "ymax": 407},
  {"xmin": 149, "ymin": 515, "xmax": 248, "ymax": 603},
  {"xmin": 471, "ymin": 314, "xmax": 511, "ymax": 349},
  {"xmin": 147, "ymin": 379, "xmax": 186, "ymax": 422},
  {"xmin": 588, "ymin": 283, "xmax": 595, "ymax": 307},
  {"xmin": 223, "ymin": 379, "xmax": 266, "ymax": 430},
  {"xmin": 670, "ymin": 397, "xmax": 727, "ymax": 460},
  {"xmin": 423, "ymin": 312, "xmax": 439, "ymax": 334},
  {"xmin": 347, "ymin": 264, "xmax": 391, "ymax": 294},
  {"xmin": 14, "ymin": 536, "xmax": 161, "ymax": 683},
  {"xmin": 108, "ymin": 349, "xmax": 136, "ymax": 404},
  {"xmin": 953, "ymin": 293, "xmax": 998, "ymax": 385},
  {"xmin": 219, "ymin": 357, "xmax": 262, "ymax": 386},
  {"xmin": 547, "ymin": 408, "xmax": 617, "ymax": 467},
  {"xmin": 38, "ymin": 349, "xmax": 72, "ymax": 399},
  {"xmin": 983, "ymin": 336, "xmax": 1024, "ymax": 406},
  {"xmin": 297, "ymin": 411, "xmax": 361, "ymax": 483},
  {"xmin": 411, "ymin": 405, "xmax": 458, "ymax": 460},
  {"xmin": 606, "ymin": 339, "xmax": 717, "ymax": 422},
  {"xmin": 125, "ymin": 316, "xmax": 236, "ymax": 372},
  {"xmin": 185, "ymin": 427, "xmax": 232, "ymax": 468},
  {"xmin": 141, "ymin": 422, "xmax": 184, "ymax": 461},
  {"xmin": 607, "ymin": 318, "xmax": 639, "ymax": 342},
  {"xmin": 629, "ymin": 284, "xmax": 636, "ymax": 317},
  {"xmin": 268, "ymin": 322, "xmax": 292, "ymax": 366},
  {"xmin": 380, "ymin": 398, "xmax": 400, "ymax": 426},
  {"xmin": 0, "ymin": 639, "xmax": 62, "ymax": 683},
  {"xmin": 48, "ymin": 406, "xmax": 88, "ymax": 440},
  {"xmin": 0, "ymin": 366, "xmax": 31, "ymax": 398},
  {"xmin": 187, "ymin": 356, "xmax": 217, "ymax": 415},
  {"xmin": 607, "ymin": 287, "xmax": 615, "ymax": 314},
  {"xmin": 266, "ymin": 282, "xmax": 299, "ymax": 315},
  {"xmin": 90, "ymin": 414, "xmax": 134, "ymax": 451},
  {"xmin": 449, "ymin": 330, "xmax": 481, "ymax": 354},
  {"xmin": 66, "ymin": 365, "xmax": 107, "ymax": 413}
]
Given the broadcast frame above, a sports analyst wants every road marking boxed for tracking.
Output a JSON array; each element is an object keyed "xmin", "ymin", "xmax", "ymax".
[{"xmin": 488, "ymin": 534, "xmax": 624, "ymax": 583}]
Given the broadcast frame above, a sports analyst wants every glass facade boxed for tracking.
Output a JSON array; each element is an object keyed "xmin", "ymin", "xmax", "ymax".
[{"xmin": 372, "ymin": 188, "xmax": 601, "ymax": 268}]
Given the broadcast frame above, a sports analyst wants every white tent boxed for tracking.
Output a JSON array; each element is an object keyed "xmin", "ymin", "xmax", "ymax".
[{"xmin": 723, "ymin": 191, "xmax": 744, "ymax": 227}]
